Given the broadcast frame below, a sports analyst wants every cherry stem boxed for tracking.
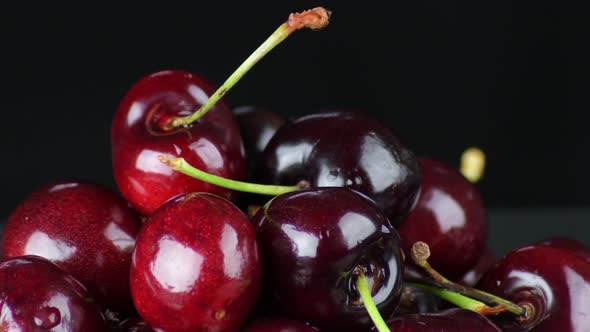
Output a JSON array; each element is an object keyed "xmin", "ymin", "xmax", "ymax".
[
  {"xmin": 159, "ymin": 156, "xmax": 305, "ymax": 195},
  {"xmin": 460, "ymin": 147, "xmax": 486, "ymax": 183},
  {"xmin": 410, "ymin": 241, "xmax": 526, "ymax": 316},
  {"xmin": 168, "ymin": 7, "xmax": 331, "ymax": 129},
  {"xmin": 405, "ymin": 282, "xmax": 505, "ymax": 315},
  {"xmin": 355, "ymin": 272, "xmax": 391, "ymax": 332}
]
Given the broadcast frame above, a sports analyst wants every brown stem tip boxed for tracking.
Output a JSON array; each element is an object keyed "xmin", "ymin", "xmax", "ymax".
[
  {"xmin": 411, "ymin": 241, "xmax": 431, "ymax": 263},
  {"xmin": 287, "ymin": 7, "xmax": 331, "ymax": 31}
]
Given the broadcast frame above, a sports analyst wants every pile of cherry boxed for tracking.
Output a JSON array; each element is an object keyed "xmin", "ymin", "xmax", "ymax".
[{"xmin": 2, "ymin": 6, "xmax": 590, "ymax": 332}]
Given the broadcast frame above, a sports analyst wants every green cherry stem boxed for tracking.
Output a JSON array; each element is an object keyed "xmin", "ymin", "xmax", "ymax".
[
  {"xmin": 355, "ymin": 272, "xmax": 391, "ymax": 332},
  {"xmin": 159, "ymin": 156, "xmax": 306, "ymax": 195},
  {"xmin": 410, "ymin": 241, "xmax": 527, "ymax": 316},
  {"xmin": 167, "ymin": 7, "xmax": 331, "ymax": 129}
]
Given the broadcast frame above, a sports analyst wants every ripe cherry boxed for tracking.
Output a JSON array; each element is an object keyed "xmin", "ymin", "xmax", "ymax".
[
  {"xmin": 111, "ymin": 70, "xmax": 246, "ymax": 216},
  {"xmin": 257, "ymin": 111, "xmax": 420, "ymax": 226},
  {"xmin": 130, "ymin": 193, "xmax": 261, "ymax": 332},
  {"xmin": 0, "ymin": 255, "xmax": 108, "ymax": 331},
  {"xmin": 397, "ymin": 157, "xmax": 488, "ymax": 279},
  {"xmin": 478, "ymin": 243, "xmax": 590, "ymax": 331},
  {"xmin": 252, "ymin": 187, "xmax": 403, "ymax": 331},
  {"xmin": 1, "ymin": 181, "xmax": 141, "ymax": 314}
]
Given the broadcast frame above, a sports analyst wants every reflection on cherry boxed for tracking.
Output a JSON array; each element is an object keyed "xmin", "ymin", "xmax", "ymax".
[
  {"xmin": 1, "ymin": 181, "xmax": 142, "ymax": 314},
  {"xmin": 130, "ymin": 193, "xmax": 261, "ymax": 332}
]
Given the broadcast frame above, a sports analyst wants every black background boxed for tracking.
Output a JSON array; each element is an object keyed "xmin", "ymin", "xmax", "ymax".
[{"xmin": 1, "ymin": 2, "xmax": 588, "ymax": 226}]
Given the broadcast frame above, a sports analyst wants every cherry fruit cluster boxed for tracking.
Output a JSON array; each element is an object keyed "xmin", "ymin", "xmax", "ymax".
[{"xmin": 1, "ymin": 7, "xmax": 589, "ymax": 332}]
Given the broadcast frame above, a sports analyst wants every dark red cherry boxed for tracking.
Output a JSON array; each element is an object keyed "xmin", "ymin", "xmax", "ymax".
[
  {"xmin": 233, "ymin": 106, "xmax": 287, "ymax": 164},
  {"xmin": 478, "ymin": 244, "xmax": 590, "ymax": 331},
  {"xmin": 397, "ymin": 157, "xmax": 488, "ymax": 279},
  {"xmin": 1, "ymin": 181, "xmax": 141, "ymax": 314},
  {"xmin": 382, "ymin": 308, "xmax": 501, "ymax": 331},
  {"xmin": 457, "ymin": 248, "xmax": 495, "ymax": 287},
  {"xmin": 0, "ymin": 255, "xmax": 108, "ymax": 331},
  {"xmin": 111, "ymin": 70, "xmax": 246, "ymax": 215},
  {"xmin": 252, "ymin": 187, "xmax": 403, "ymax": 331},
  {"xmin": 536, "ymin": 237, "xmax": 590, "ymax": 263},
  {"xmin": 241, "ymin": 318, "xmax": 318, "ymax": 332},
  {"xmin": 118, "ymin": 317, "xmax": 156, "ymax": 332},
  {"xmin": 130, "ymin": 193, "xmax": 261, "ymax": 332},
  {"xmin": 257, "ymin": 111, "xmax": 420, "ymax": 226}
]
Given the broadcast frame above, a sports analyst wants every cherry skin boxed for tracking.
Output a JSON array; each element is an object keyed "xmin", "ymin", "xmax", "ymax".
[
  {"xmin": 536, "ymin": 237, "xmax": 590, "ymax": 263},
  {"xmin": 257, "ymin": 111, "xmax": 420, "ymax": 226},
  {"xmin": 1, "ymin": 181, "xmax": 142, "ymax": 314},
  {"xmin": 457, "ymin": 247, "xmax": 495, "ymax": 286},
  {"xmin": 0, "ymin": 255, "xmax": 108, "ymax": 331},
  {"xmin": 382, "ymin": 308, "xmax": 501, "ymax": 331},
  {"xmin": 233, "ymin": 106, "xmax": 287, "ymax": 165},
  {"xmin": 241, "ymin": 318, "xmax": 318, "ymax": 332},
  {"xmin": 130, "ymin": 193, "xmax": 261, "ymax": 332},
  {"xmin": 111, "ymin": 70, "xmax": 246, "ymax": 215},
  {"xmin": 252, "ymin": 187, "xmax": 404, "ymax": 332},
  {"xmin": 478, "ymin": 244, "xmax": 590, "ymax": 331},
  {"xmin": 397, "ymin": 157, "xmax": 488, "ymax": 279}
]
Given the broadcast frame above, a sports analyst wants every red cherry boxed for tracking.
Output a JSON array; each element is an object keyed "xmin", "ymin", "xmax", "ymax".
[
  {"xmin": 0, "ymin": 255, "xmax": 108, "ymax": 331},
  {"xmin": 397, "ymin": 157, "xmax": 488, "ymax": 279},
  {"xmin": 111, "ymin": 70, "xmax": 246, "ymax": 215},
  {"xmin": 478, "ymin": 244, "xmax": 590, "ymax": 331},
  {"xmin": 536, "ymin": 237, "xmax": 590, "ymax": 263},
  {"xmin": 1, "ymin": 181, "xmax": 141, "ymax": 314},
  {"xmin": 130, "ymin": 193, "xmax": 261, "ymax": 332},
  {"xmin": 457, "ymin": 247, "xmax": 496, "ymax": 286}
]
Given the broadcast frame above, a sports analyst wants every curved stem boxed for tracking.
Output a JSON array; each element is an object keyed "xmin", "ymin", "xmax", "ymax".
[
  {"xmin": 168, "ymin": 7, "xmax": 331, "ymax": 129},
  {"xmin": 159, "ymin": 156, "xmax": 302, "ymax": 196},
  {"xmin": 410, "ymin": 241, "xmax": 526, "ymax": 316},
  {"xmin": 356, "ymin": 273, "xmax": 391, "ymax": 332}
]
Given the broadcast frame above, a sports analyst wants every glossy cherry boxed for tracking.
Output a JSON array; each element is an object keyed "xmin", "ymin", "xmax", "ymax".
[
  {"xmin": 111, "ymin": 70, "xmax": 246, "ymax": 215},
  {"xmin": 457, "ymin": 248, "xmax": 495, "ymax": 287},
  {"xmin": 397, "ymin": 157, "xmax": 488, "ymax": 279},
  {"xmin": 0, "ymin": 255, "xmax": 107, "ymax": 331},
  {"xmin": 382, "ymin": 308, "xmax": 501, "ymax": 331},
  {"xmin": 252, "ymin": 187, "xmax": 403, "ymax": 331},
  {"xmin": 233, "ymin": 106, "xmax": 286, "ymax": 166},
  {"xmin": 1, "ymin": 181, "xmax": 142, "ymax": 314},
  {"xmin": 241, "ymin": 318, "xmax": 318, "ymax": 332},
  {"xmin": 257, "ymin": 111, "xmax": 420, "ymax": 226},
  {"xmin": 478, "ymin": 244, "xmax": 590, "ymax": 331},
  {"xmin": 130, "ymin": 193, "xmax": 261, "ymax": 332},
  {"xmin": 536, "ymin": 237, "xmax": 590, "ymax": 263}
]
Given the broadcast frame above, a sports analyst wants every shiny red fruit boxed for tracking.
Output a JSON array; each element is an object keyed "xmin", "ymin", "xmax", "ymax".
[
  {"xmin": 457, "ymin": 248, "xmax": 495, "ymax": 286},
  {"xmin": 130, "ymin": 193, "xmax": 261, "ymax": 332},
  {"xmin": 0, "ymin": 255, "xmax": 108, "ymax": 331},
  {"xmin": 382, "ymin": 308, "xmax": 501, "ymax": 331},
  {"xmin": 242, "ymin": 318, "xmax": 318, "ymax": 332},
  {"xmin": 1, "ymin": 181, "xmax": 141, "ymax": 314},
  {"xmin": 111, "ymin": 70, "xmax": 246, "ymax": 215},
  {"xmin": 478, "ymin": 244, "xmax": 590, "ymax": 331},
  {"xmin": 397, "ymin": 157, "xmax": 488, "ymax": 279},
  {"xmin": 252, "ymin": 187, "xmax": 403, "ymax": 332},
  {"xmin": 537, "ymin": 237, "xmax": 590, "ymax": 263}
]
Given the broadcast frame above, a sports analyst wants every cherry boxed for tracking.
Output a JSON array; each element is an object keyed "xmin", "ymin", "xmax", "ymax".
[
  {"xmin": 457, "ymin": 248, "xmax": 495, "ymax": 287},
  {"xmin": 130, "ymin": 193, "xmax": 261, "ymax": 332},
  {"xmin": 256, "ymin": 112, "xmax": 420, "ymax": 226},
  {"xmin": 233, "ymin": 106, "xmax": 287, "ymax": 167},
  {"xmin": 536, "ymin": 237, "xmax": 590, "ymax": 263},
  {"xmin": 241, "ymin": 318, "xmax": 318, "ymax": 332},
  {"xmin": 111, "ymin": 70, "xmax": 246, "ymax": 216},
  {"xmin": 382, "ymin": 308, "xmax": 501, "ymax": 331},
  {"xmin": 477, "ymin": 243, "xmax": 590, "ymax": 331},
  {"xmin": 252, "ymin": 187, "xmax": 403, "ymax": 331},
  {"xmin": 1, "ymin": 181, "xmax": 141, "ymax": 314},
  {"xmin": 397, "ymin": 157, "xmax": 488, "ymax": 279},
  {"xmin": 0, "ymin": 255, "xmax": 108, "ymax": 331}
]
